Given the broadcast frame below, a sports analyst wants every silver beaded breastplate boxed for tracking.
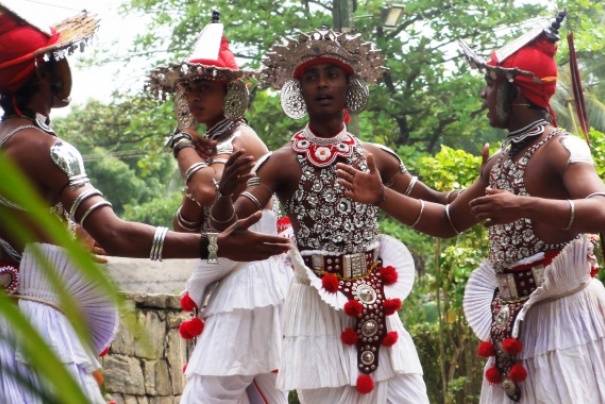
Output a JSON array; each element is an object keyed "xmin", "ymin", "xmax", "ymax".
[
  {"xmin": 488, "ymin": 130, "xmax": 571, "ymax": 271},
  {"xmin": 285, "ymin": 131, "xmax": 379, "ymax": 253}
]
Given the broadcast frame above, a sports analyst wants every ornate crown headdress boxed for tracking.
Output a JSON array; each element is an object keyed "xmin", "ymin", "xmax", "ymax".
[
  {"xmin": 261, "ymin": 28, "xmax": 387, "ymax": 90},
  {"xmin": 146, "ymin": 11, "xmax": 256, "ymax": 101}
]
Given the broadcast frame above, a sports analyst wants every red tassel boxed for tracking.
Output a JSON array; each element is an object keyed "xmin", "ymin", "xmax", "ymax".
[
  {"xmin": 99, "ymin": 346, "xmax": 109, "ymax": 357},
  {"xmin": 591, "ymin": 266, "xmax": 599, "ymax": 278},
  {"xmin": 179, "ymin": 318, "xmax": 204, "ymax": 340},
  {"xmin": 182, "ymin": 363, "xmax": 187, "ymax": 373},
  {"xmin": 340, "ymin": 327, "xmax": 359, "ymax": 345},
  {"xmin": 271, "ymin": 369, "xmax": 279, "ymax": 373},
  {"xmin": 180, "ymin": 292, "xmax": 198, "ymax": 312},
  {"xmin": 477, "ymin": 341, "xmax": 495, "ymax": 358},
  {"xmin": 344, "ymin": 300, "xmax": 364, "ymax": 317},
  {"xmin": 502, "ymin": 338, "xmax": 522, "ymax": 355},
  {"xmin": 383, "ymin": 298, "xmax": 402, "ymax": 315},
  {"xmin": 379, "ymin": 265, "xmax": 398, "ymax": 285},
  {"xmin": 382, "ymin": 331, "xmax": 398, "ymax": 347},
  {"xmin": 356, "ymin": 374, "xmax": 374, "ymax": 394},
  {"xmin": 509, "ymin": 363, "xmax": 528, "ymax": 382},
  {"xmin": 322, "ymin": 273, "xmax": 340, "ymax": 293},
  {"xmin": 485, "ymin": 366, "xmax": 502, "ymax": 384}
]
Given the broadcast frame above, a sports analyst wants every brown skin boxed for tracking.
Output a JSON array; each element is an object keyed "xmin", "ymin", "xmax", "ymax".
[
  {"xmin": 171, "ymin": 79, "xmax": 271, "ymax": 232},
  {"xmin": 0, "ymin": 62, "xmax": 290, "ymax": 264},
  {"xmin": 336, "ymin": 73, "xmax": 605, "ymax": 239},
  {"xmin": 211, "ymin": 63, "xmax": 451, "ymax": 245}
]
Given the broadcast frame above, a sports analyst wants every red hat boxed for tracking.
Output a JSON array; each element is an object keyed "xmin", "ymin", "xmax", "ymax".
[
  {"xmin": 488, "ymin": 37, "xmax": 558, "ymax": 111},
  {"xmin": 0, "ymin": 4, "xmax": 99, "ymax": 94},
  {"xmin": 147, "ymin": 12, "xmax": 254, "ymax": 99}
]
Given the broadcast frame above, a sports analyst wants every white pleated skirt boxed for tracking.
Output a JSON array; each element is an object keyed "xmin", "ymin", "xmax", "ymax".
[
  {"xmin": 0, "ymin": 243, "xmax": 118, "ymax": 404},
  {"xmin": 464, "ymin": 236, "xmax": 605, "ymax": 403},
  {"xmin": 184, "ymin": 210, "xmax": 292, "ymax": 377},
  {"xmin": 277, "ymin": 234, "xmax": 425, "ymax": 392}
]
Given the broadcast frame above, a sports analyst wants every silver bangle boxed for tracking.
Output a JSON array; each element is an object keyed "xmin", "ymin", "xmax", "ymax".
[
  {"xmin": 411, "ymin": 199, "xmax": 425, "ymax": 228},
  {"xmin": 80, "ymin": 201, "xmax": 113, "ymax": 230},
  {"xmin": 176, "ymin": 206, "xmax": 201, "ymax": 231},
  {"xmin": 445, "ymin": 204, "xmax": 462, "ymax": 235},
  {"xmin": 404, "ymin": 176, "xmax": 418, "ymax": 196},
  {"xmin": 563, "ymin": 199, "xmax": 575, "ymax": 230},
  {"xmin": 246, "ymin": 176, "xmax": 261, "ymax": 187},
  {"xmin": 207, "ymin": 232, "xmax": 219, "ymax": 264},
  {"xmin": 211, "ymin": 158, "xmax": 229, "ymax": 165},
  {"xmin": 240, "ymin": 191, "xmax": 263, "ymax": 210},
  {"xmin": 211, "ymin": 208, "xmax": 236, "ymax": 224},
  {"xmin": 70, "ymin": 188, "xmax": 103, "ymax": 220},
  {"xmin": 150, "ymin": 226, "xmax": 169, "ymax": 261},
  {"xmin": 184, "ymin": 162, "xmax": 209, "ymax": 183}
]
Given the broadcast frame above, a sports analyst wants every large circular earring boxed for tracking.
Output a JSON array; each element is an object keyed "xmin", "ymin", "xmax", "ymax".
[
  {"xmin": 280, "ymin": 80, "xmax": 307, "ymax": 119},
  {"xmin": 174, "ymin": 85, "xmax": 195, "ymax": 130},
  {"xmin": 223, "ymin": 80, "xmax": 249, "ymax": 120},
  {"xmin": 346, "ymin": 76, "xmax": 369, "ymax": 114}
]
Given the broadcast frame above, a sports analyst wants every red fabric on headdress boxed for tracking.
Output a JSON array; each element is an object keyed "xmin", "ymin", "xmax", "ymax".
[
  {"xmin": 0, "ymin": 14, "xmax": 60, "ymax": 93},
  {"xmin": 488, "ymin": 38, "xmax": 558, "ymax": 121},
  {"xmin": 189, "ymin": 36, "xmax": 238, "ymax": 70},
  {"xmin": 293, "ymin": 57, "xmax": 354, "ymax": 80}
]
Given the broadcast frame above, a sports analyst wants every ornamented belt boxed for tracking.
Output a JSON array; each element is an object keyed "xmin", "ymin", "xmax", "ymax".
[
  {"xmin": 302, "ymin": 249, "xmax": 378, "ymax": 279},
  {"xmin": 496, "ymin": 250, "xmax": 560, "ymax": 302}
]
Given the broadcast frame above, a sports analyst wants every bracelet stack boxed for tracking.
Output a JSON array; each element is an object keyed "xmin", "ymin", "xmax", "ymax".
[{"xmin": 150, "ymin": 226, "xmax": 169, "ymax": 261}]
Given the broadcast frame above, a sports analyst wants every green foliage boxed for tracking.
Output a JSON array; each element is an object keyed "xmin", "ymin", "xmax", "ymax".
[{"xmin": 122, "ymin": 190, "xmax": 182, "ymax": 226}]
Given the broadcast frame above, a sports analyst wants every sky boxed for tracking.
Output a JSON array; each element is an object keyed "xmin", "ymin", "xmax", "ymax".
[{"xmin": 5, "ymin": 0, "xmax": 148, "ymax": 116}]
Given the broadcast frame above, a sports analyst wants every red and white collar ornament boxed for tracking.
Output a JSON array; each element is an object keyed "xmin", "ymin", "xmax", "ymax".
[{"xmin": 291, "ymin": 124, "xmax": 356, "ymax": 168}]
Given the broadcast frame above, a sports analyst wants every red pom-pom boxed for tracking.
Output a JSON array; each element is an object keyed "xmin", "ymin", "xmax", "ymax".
[
  {"xmin": 509, "ymin": 363, "xmax": 528, "ymax": 382},
  {"xmin": 99, "ymin": 346, "xmax": 109, "ymax": 357},
  {"xmin": 340, "ymin": 328, "xmax": 358, "ymax": 345},
  {"xmin": 380, "ymin": 265, "xmax": 398, "ymax": 285},
  {"xmin": 277, "ymin": 216, "xmax": 291, "ymax": 234},
  {"xmin": 485, "ymin": 366, "xmax": 502, "ymax": 384},
  {"xmin": 502, "ymin": 338, "xmax": 523, "ymax": 355},
  {"xmin": 180, "ymin": 292, "xmax": 198, "ymax": 312},
  {"xmin": 591, "ymin": 266, "xmax": 599, "ymax": 278},
  {"xmin": 343, "ymin": 109, "xmax": 351, "ymax": 124},
  {"xmin": 179, "ymin": 318, "xmax": 204, "ymax": 340},
  {"xmin": 322, "ymin": 274, "xmax": 340, "ymax": 293},
  {"xmin": 271, "ymin": 369, "xmax": 279, "ymax": 374},
  {"xmin": 477, "ymin": 341, "xmax": 494, "ymax": 358},
  {"xmin": 344, "ymin": 300, "xmax": 364, "ymax": 317},
  {"xmin": 382, "ymin": 331, "xmax": 398, "ymax": 347},
  {"xmin": 182, "ymin": 363, "xmax": 187, "ymax": 373},
  {"xmin": 356, "ymin": 374, "xmax": 374, "ymax": 394},
  {"xmin": 383, "ymin": 298, "xmax": 402, "ymax": 316}
]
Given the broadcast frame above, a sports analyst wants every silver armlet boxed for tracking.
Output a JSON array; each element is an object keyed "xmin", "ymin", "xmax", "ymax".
[
  {"xmin": 184, "ymin": 162, "xmax": 209, "ymax": 183},
  {"xmin": 50, "ymin": 140, "xmax": 90, "ymax": 189},
  {"xmin": 80, "ymin": 201, "xmax": 113, "ymax": 229},
  {"xmin": 211, "ymin": 158, "xmax": 229, "ymax": 165},
  {"xmin": 404, "ymin": 176, "xmax": 418, "ymax": 196},
  {"xmin": 563, "ymin": 199, "xmax": 575, "ymax": 231},
  {"xmin": 150, "ymin": 226, "xmax": 169, "ymax": 261},
  {"xmin": 215, "ymin": 139, "xmax": 234, "ymax": 155},
  {"xmin": 69, "ymin": 188, "xmax": 103, "ymax": 220},
  {"xmin": 240, "ymin": 191, "xmax": 263, "ymax": 210},
  {"xmin": 586, "ymin": 192, "xmax": 605, "ymax": 200},
  {"xmin": 411, "ymin": 199, "xmax": 425, "ymax": 228},
  {"xmin": 445, "ymin": 204, "xmax": 462, "ymax": 235}
]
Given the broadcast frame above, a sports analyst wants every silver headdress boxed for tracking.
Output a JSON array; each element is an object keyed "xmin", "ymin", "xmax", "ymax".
[
  {"xmin": 262, "ymin": 28, "xmax": 386, "ymax": 118},
  {"xmin": 261, "ymin": 29, "xmax": 387, "ymax": 90}
]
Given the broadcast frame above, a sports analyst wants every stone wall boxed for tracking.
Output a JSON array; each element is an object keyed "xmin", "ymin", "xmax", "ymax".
[{"xmin": 101, "ymin": 292, "xmax": 194, "ymax": 404}]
